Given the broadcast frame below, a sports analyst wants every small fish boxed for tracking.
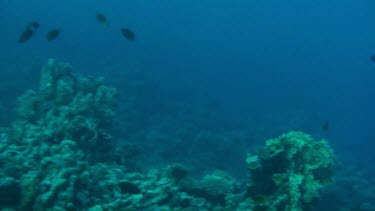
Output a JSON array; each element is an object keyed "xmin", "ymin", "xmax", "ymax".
[
  {"xmin": 121, "ymin": 28, "xmax": 135, "ymax": 41},
  {"xmin": 29, "ymin": 21, "xmax": 40, "ymax": 30},
  {"xmin": 370, "ymin": 55, "xmax": 375, "ymax": 63},
  {"xmin": 18, "ymin": 21, "xmax": 40, "ymax": 43},
  {"xmin": 321, "ymin": 121, "xmax": 330, "ymax": 132},
  {"xmin": 46, "ymin": 29, "xmax": 60, "ymax": 41},
  {"xmin": 96, "ymin": 13, "xmax": 108, "ymax": 25},
  {"xmin": 18, "ymin": 28, "xmax": 35, "ymax": 43}
]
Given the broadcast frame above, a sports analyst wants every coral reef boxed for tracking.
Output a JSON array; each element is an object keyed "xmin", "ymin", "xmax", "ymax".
[
  {"xmin": 0, "ymin": 59, "xmax": 122, "ymax": 210},
  {"xmin": 0, "ymin": 60, "xmax": 337, "ymax": 210},
  {"xmin": 245, "ymin": 131, "xmax": 335, "ymax": 211},
  {"xmin": 9, "ymin": 58, "xmax": 117, "ymax": 160}
]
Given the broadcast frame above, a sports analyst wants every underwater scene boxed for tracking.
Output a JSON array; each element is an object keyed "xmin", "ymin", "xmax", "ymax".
[{"xmin": 0, "ymin": 0, "xmax": 375, "ymax": 210}]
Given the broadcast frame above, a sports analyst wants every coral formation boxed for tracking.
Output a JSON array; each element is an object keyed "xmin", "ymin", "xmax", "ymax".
[
  {"xmin": 9, "ymin": 59, "xmax": 117, "ymax": 159},
  {"xmin": 246, "ymin": 131, "xmax": 335, "ymax": 211},
  {"xmin": 0, "ymin": 60, "xmax": 336, "ymax": 210},
  {"xmin": 0, "ymin": 59, "xmax": 124, "ymax": 210}
]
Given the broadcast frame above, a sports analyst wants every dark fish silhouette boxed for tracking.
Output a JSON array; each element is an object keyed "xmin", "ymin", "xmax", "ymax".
[
  {"xmin": 46, "ymin": 29, "xmax": 60, "ymax": 41},
  {"xmin": 18, "ymin": 21, "xmax": 40, "ymax": 43},
  {"xmin": 370, "ymin": 55, "xmax": 375, "ymax": 63},
  {"xmin": 321, "ymin": 121, "xmax": 330, "ymax": 132},
  {"xmin": 18, "ymin": 28, "xmax": 35, "ymax": 43},
  {"xmin": 29, "ymin": 21, "xmax": 40, "ymax": 30},
  {"xmin": 96, "ymin": 13, "xmax": 108, "ymax": 25},
  {"xmin": 121, "ymin": 28, "xmax": 135, "ymax": 41}
]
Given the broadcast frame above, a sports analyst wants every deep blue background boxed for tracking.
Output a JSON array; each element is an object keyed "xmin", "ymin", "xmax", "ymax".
[{"xmin": 1, "ymin": 0, "xmax": 375, "ymax": 163}]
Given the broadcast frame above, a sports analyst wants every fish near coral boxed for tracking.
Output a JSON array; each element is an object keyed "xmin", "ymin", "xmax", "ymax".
[
  {"xmin": 18, "ymin": 28, "xmax": 35, "ymax": 43},
  {"xmin": 46, "ymin": 29, "xmax": 60, "ymax": 41},
  {"xmin": 121, "ymin": 28, "xmax": 135, "ymax": 41},
  {"xmin": 18, "ymin": 21, "xmax": 40, "ymax": 43}
]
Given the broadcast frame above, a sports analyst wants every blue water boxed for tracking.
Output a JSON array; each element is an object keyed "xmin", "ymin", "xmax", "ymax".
[{"xmin": 1, "ymin": 0, "xmax": 375, "ymax": 209}]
